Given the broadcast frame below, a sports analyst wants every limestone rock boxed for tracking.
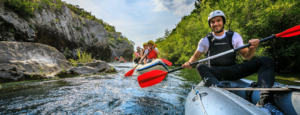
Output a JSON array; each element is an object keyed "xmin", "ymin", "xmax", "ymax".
[
  {"xmin": 0, "ymin": 41, "xmax": 71, "ymax": 83},
  {"xmin": 55, "ymin": 60, "xmax": 116, "ymax": 77},
  {"xmin": 0, "ymin": 2, "xmax": 135, "ymax": 61}
]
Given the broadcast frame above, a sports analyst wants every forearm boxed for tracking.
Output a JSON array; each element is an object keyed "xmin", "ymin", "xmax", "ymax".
[
  {"xmin": 154, "ymin": 49, "xmax": 159, "ymax": 55},
  {"xmin": 188, "ymin": 55, "xmax": 199, "ymax": 63},
  {"xmin": 243, "ymin": 48, "xmax": 256, "ymax": 60}
]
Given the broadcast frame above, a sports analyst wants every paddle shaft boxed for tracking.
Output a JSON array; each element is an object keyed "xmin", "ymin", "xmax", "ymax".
[
  {"xmin": 134, "ymin": 46, "xmax": 156, "ymax": 69},
  {"xmin": 168, "ymin": 35, "xmax": 276, "ymax": 73}
]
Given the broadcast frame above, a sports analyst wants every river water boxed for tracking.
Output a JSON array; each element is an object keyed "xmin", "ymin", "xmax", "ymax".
[{"xmin": 0, "ymin": 62, "xmax": 298, "ymax": 114}]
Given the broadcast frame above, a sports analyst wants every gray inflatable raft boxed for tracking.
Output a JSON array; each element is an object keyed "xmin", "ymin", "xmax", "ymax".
[{"xmin": 185, "ymin": 79, "xmax": 300, "ymax": 115}]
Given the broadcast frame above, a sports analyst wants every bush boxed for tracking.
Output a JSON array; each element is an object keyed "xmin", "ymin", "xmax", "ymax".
[
  {"xmin": 3, "ymin": 0, "xmax": 63, "ymax": 18},
  {"xmin": 92, "ymin": 38, "xmax": 98, "ymax": 43},
  {"xmin": 65, "ymin": 3, "xmax": 116, "ymax": 33},
  {"xmin": 53, "ymin": 19, "xmax": 59, "ymax": 22},
  {"xmin": 109, "ymin": 37, "xmax": 115, "ymax": 42},
  {"xmin": 75, "ymin": 26, "xmax": 82, "ymax": 31},
  {"xmin": 124, "ymin": 37, "xmax": 130, "ymax": 44},
  {"xmin": 116, "ymin": 38, "xmax": 123, "ymax": 43},
  {"xmin": 68, "ymin": 49, "xmax": 94, "ymax": 65},
  {"xmin": 109, "ymin": 42, "xmax": 116, "ymax": 48},
  {"xmin": 68, "ymin": 58, "xmax": 78, "ymax": 67},
  {"xmin": 79, "ymin": 37, "xmax": 85, "ymax": 43}
]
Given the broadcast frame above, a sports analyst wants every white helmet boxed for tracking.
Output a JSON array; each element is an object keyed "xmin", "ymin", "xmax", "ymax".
[{"xmin": 208, "ymin": 10, "xmax": 226, "ymax": 27}]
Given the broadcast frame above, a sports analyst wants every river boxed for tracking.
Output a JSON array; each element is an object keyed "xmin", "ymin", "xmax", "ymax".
[{"xmin": 0, "ymin": 62, "xmax": 298, "ymax": 114}]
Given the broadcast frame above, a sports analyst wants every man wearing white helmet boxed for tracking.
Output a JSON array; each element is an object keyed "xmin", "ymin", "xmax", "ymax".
[{"xmin": 182, "ymin": 10, "xmax": 281, "ymax": 114}]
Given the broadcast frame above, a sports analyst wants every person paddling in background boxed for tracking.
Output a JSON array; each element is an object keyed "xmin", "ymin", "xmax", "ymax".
[
  {"xmin": 134, "ymin": 46, "xmax": 141, "ymax": 64},
  {"xmin": 115, "ymin": 57, "xmax": 119, "ymax": 62},
  {"xmin": 181, "ymin": 10, "xmax": 283, "ymax": 114},
  {"xmin": 119, "ymin": 56, "xmax": 126, "ymax": 62},
  {"xmin": 139, "ymin": 42, "xmax": 149, "ymax": 64},
  {"xmin": 141, "ymin": 40, "xmax": 159, "ymax": 64}
]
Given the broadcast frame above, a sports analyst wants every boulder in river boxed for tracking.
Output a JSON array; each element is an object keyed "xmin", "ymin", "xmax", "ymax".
[{"xmin": 0, "ymin": 41, "xmax": 116, "ymax": 84}]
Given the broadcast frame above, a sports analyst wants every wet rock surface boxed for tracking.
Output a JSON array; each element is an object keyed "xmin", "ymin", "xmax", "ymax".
[
  {"xmin": 55, "ymin": 60, "xmax": 116, "ymax": 77},
  {"xmin": 0, "ymin": 42, "xmax": 115, "ymax": 84}
]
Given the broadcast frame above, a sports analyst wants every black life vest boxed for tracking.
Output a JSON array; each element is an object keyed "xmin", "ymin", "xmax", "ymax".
[{"xmin": 205, "ymin": 30, "xmax": 236, "ymax": 66}]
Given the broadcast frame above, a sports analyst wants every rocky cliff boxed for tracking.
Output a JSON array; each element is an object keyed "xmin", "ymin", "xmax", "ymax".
[
  {"xmin": 0, "ymin": 1, "xmax": 134, "ymax": 61},
  {"xmin": 109, "ymin": 32, "xmax": 134, "ymax": 61}
]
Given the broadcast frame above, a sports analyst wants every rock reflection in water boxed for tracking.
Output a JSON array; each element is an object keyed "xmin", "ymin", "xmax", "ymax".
[{"xmin": 0, "ymin": 62, "xmax": 199, "ymax": 114}]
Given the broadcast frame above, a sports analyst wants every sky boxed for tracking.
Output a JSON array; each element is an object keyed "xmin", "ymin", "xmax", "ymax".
[{"xmin": 63, "ymin": 0, "xmax": 196, "ymax": 51}]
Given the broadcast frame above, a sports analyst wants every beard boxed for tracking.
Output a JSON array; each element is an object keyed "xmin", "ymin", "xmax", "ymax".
[{"xmin": 212, "ymin": 26, "xmax": 224, "ymax": 33}]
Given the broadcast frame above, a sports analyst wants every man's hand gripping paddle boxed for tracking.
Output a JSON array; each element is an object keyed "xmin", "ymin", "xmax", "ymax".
[
  {"xmin": 124, "ymin": 45, "xmax": 157, "ymax": 77},
  {"xmin": 137, "ymin": 25, "xmax": 300, "ymax": 88}
]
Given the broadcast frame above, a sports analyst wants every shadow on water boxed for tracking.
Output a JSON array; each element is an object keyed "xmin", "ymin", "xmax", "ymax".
[{"xmin": 0, "ymin": 62, "xmax": 298, "ymax": 114}]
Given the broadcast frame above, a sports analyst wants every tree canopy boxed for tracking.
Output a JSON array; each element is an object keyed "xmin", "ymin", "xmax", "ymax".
[{"xmin": 156, "ymin": 0, "xmax": 300, "ymax": 72}]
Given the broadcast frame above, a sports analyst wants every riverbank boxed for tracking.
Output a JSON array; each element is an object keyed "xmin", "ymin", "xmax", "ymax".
[{"xmin": 245, "ymin": 73, "xmax": 300, "ymax": 85}]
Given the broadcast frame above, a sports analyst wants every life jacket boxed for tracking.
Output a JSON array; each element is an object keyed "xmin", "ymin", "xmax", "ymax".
[
  {"xmin": 205, "ymin": 30, "xmax": 236, "ymax": 66},
  {"xmin": 147, "ymin": 48, "xmax": 158, "ymax": 59},
  {"xmin": 135, "ymin": 52, "xmax": 140, "ymax": 57}
]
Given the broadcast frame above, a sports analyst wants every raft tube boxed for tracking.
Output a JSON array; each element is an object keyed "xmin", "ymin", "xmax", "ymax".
[
  {"xmin": 185, "ymin": 79, "xmax": 300, "ymax": 115},
  {"xmin": 132, "ymin": 59, "xmax": 168, "ymax": 74}
]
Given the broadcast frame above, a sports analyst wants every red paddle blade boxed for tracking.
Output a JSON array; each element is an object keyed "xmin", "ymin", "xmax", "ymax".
[
  {"xmin": 124, "ymin": 69, "xmax": 135, "ymax": 77},
  {"xmin": 138, "ymin": 70, "xmax": 168, "ymax": 88},
  {"xmin": 280, "ymin": 30, "xmax": 300, "ymax": 37},
  {"xmin": 276, "ymin": 25, "xmax": 300, "ymax": 37},
  {"xmin": 160, "ymin": 58, "xmax": 172, "ymax": 66}
]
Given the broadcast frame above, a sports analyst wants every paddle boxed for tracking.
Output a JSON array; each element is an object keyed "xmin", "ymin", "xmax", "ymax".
[
  {"xmin": 137, "ymin": 25, "xmax": 300, "ymax": 88},
  {"xmin": 124, "ymin": 45, "xmax": 157, "ymax": 77},
  {"xmin": 159, "ymin": 58, "xmax": 172, "ymax": 66}
]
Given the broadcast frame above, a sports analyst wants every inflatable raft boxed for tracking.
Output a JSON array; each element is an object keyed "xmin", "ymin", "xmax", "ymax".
[
  {"xmin": 185, "ymin": 79, "xmax": 300, "ymax": 115},
  {"xmin": 132, "ymin": 59, "xmax": 168, "ymax": 74}
]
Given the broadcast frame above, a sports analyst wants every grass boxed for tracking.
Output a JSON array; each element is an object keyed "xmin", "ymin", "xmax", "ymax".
[
  {"xmin": 39, "ymin": 65, "xmax": 43, "ymax": 75},
  {"xmin": 53, "ymin": 19, "xmax": 59, "ymax": 22},
  {"xmin": 61, "ymin": 64, "xmax": 66, "ymax": 73},
  {"xmin": 76, "ymin": 49, "xmax": 94, "ymax": 63},
  {"xmin": 68, "ymin": 49, "xmax": 94, "ymax": 67},
  {"xmin": 30, "ymin": 71, "xmax": 34, "ymax": 77},
  {"xmin": 245, "ymin": 73, "xmax": 300, "ymax": 85}
]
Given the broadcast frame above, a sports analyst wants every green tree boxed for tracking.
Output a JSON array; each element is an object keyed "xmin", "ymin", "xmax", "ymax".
[{"xmin": 156, "ymin": 0, "xmax": 300, "ymax": 72}]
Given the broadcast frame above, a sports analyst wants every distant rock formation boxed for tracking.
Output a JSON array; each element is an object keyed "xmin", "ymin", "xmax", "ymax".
[{"xmin": 0, "ymin": 41, "xmax": 116, "ymax": 84}]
